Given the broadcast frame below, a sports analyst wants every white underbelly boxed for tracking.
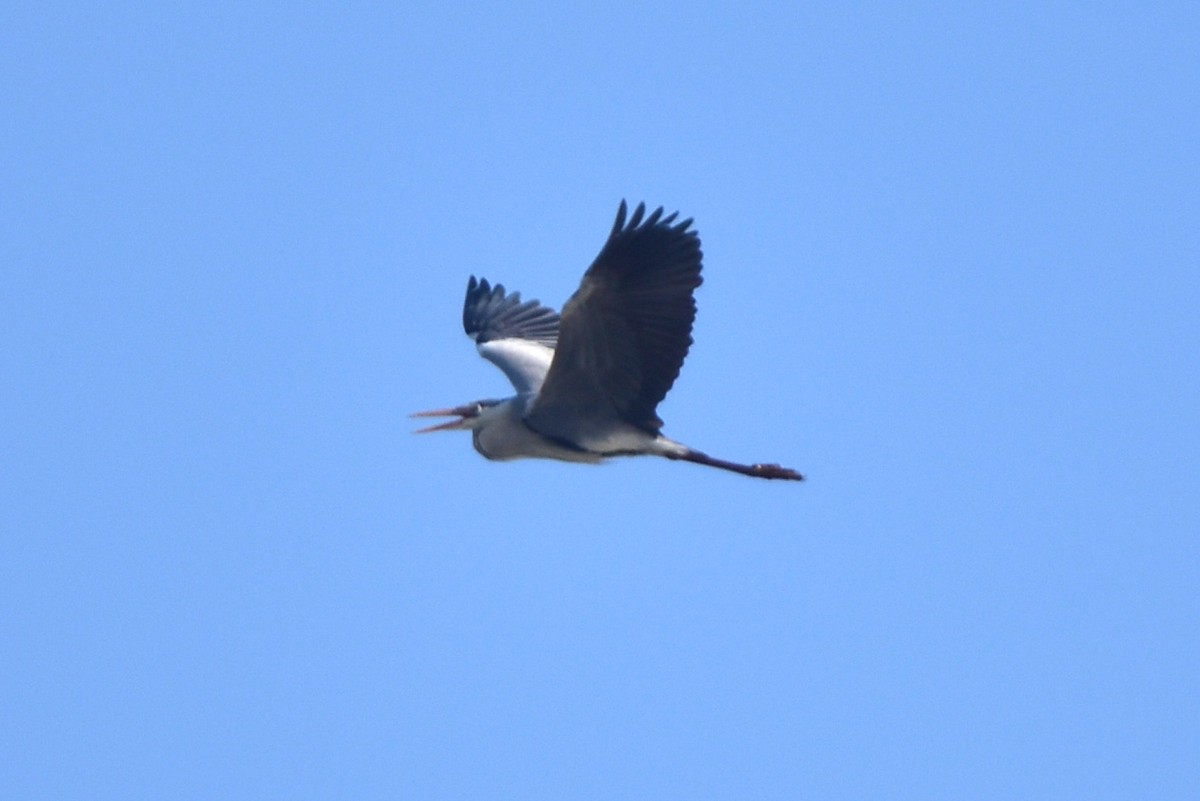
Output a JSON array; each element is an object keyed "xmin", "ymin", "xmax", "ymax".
[
  {"xmin": 468, "ymin": 398, "xmax": 687, "ymax": 464},
  {"xmin": 473, "ymin": 423, "xmax": 602, "ymax": 463}
]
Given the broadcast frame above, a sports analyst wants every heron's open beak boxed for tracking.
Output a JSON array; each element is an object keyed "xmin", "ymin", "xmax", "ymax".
[{"xmin": 409, "ymin": 404, "xmax": 479, "ymax": 433}]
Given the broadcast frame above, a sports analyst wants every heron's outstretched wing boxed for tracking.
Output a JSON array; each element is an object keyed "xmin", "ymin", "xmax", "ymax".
[
  {"xmin": 463, "ymin": 276, "xmax": 560, "ymax": 394},
  {"xmin": 526, "ymin": 201, "xmax": 703, "ymax": 440}
]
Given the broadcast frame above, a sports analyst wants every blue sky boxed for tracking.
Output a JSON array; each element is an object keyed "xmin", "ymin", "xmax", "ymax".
[{"xmin": 3, "ymin": 2, "xmax": 1197, "ymax": 799}]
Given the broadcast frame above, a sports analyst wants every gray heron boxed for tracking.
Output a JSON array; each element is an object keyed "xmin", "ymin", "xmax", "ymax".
[{"xmin": 412, "ymin": 201, "xmax": 804, "ymax": 481}]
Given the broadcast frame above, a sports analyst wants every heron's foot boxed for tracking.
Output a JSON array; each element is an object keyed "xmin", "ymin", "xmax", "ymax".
[{"xmin": 751, "ymin": 463, "xmax": 805, "ymax": 481}]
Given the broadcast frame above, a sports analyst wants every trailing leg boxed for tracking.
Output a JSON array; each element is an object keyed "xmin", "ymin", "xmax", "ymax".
[{"xmin": 667, "ymin": 448, "xmax": 804, "ymax": 481}]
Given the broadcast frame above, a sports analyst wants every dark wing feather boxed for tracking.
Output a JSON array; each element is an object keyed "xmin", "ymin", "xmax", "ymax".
[
  {"xmin": 527, "ymin": 200, "xmax": 703, "ymax": 438},
  {"xmin": 462, "ymin": 276, "xmax": 560, "ymax": 347}
]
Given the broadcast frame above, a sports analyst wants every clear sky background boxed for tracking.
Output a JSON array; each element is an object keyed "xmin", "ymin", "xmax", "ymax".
[{"xmin": 3, "ymin": 3, "xmax": 1197, "ymax": 799}]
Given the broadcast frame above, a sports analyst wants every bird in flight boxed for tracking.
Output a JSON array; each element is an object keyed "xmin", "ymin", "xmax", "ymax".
[{"xmin": 412, "ymin": 201, "xmax": 804, "ymax": 481}]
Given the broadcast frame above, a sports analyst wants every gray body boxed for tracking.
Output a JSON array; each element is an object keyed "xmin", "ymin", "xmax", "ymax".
[{"xmin": 470, "ymin": 394, "xmax": 689, "ymax": 464}]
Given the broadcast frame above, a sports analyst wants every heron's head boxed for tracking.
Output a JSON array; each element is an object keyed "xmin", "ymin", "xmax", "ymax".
[{"xmin": 409, "ymin": 399, "xmax": 501, "ymax": 433}]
